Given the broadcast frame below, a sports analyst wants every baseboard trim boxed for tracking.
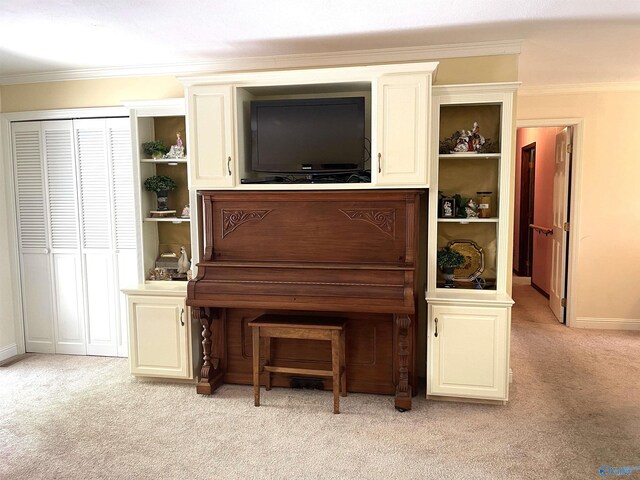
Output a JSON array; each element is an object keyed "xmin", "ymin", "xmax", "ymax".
[
  {"xmin": 0, "ymin": 343, "xmax": 18, "ymax": 363},
  {"xmin": 530, "ymin": 280, "xmax": 550, "ymax": 299},
  {"xmin": 575, "ymin": 317, "xmax": 640, "ymax": 331},
  {"xmin": 426, "ymin": 394, "xmax": 506, "ymax": 405}
]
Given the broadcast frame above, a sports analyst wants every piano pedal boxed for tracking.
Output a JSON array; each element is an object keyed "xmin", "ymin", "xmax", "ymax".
[{"xmin": 290, "ymin": 377, "xmax": 325, "ymax": 390}]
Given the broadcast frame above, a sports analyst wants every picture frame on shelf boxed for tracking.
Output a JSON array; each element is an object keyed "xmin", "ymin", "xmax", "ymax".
[{"xmin": 440, "ymin": 197, "xmax": 456, "ymax": 218}]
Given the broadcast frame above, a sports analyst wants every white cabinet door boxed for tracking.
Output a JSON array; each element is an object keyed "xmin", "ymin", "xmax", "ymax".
[
  {"xmin": 428, "ymin": 305, "xmax": 509, "ymax": 400},
  {"xmin": 187, "ymin": 85, "xmax": 235, "ymax": 188},
  {"xmin": 375, "ymin": 74, "xmax": 429, "ymax": 186},
  {"xmin": 128, "ymin": 296, "xmax": 190, "ymax": 378}
]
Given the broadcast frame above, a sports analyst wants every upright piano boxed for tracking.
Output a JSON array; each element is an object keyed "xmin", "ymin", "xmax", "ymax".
[{"xmin": 187, "ymin": 189, "xmax": 423, "ymax": 410}]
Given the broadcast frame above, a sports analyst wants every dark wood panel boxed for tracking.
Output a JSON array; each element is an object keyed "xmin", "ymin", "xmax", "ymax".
[
  {"xmin": 201, "ymin": 190, "xmax": 416, "ymax": 265},
  {"xmin": 225, "ymin": 309, "xmax": 396, "ymax": 395}
]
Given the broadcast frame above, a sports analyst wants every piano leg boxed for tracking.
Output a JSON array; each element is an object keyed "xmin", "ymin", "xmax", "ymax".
[
  {"xmin": 394, "ymin": 314, "xmax": 412, "ymax": 411},
  {"xmin": 195, "ymin": 307, "xmax": 225, "ymax": 395}
]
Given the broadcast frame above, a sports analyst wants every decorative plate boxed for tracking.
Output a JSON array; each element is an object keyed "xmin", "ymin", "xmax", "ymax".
[{"xmin": 447, "ymin": 240, "xmax": 485, "ymax": 282}]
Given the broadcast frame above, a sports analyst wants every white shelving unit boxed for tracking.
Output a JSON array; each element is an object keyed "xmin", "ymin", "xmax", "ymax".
[
  {"xmin": 124, "ymin": 99, "xmax": 193, "ymax": 286},
  {"xmin": 122, "ymin": 99, "xmax": 198, "ymax": 381},
  {"xmin": 426, "ymin": 83, "xmax": 518, "ymax": 403}
]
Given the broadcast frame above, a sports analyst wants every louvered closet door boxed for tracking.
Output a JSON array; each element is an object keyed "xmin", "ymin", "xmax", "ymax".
[
  {"xmin": 107, "ymin": 118, "xmax": 137, "ymax": 357},
  {"xmin": 12, "ymin": 122, "xmax": 55, "ymax": 353},
  {"xmin": 43, "ymin": 120, "xmax": 86, "ymax": 355},
  {"xmin": 75, "ymin": 119, "xmax": 119, "ymax": 357}
]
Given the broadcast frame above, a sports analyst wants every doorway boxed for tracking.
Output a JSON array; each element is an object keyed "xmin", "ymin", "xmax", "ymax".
[
  {"xmin": 513, "ymin": 124, "xmax": 577, "ymax": 324},
  {"xmin": 517, "ymin": 142, "xmax": 536, "ymax": 278}
]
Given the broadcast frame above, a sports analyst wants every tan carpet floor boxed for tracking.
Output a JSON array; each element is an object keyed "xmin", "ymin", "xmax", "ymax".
[{"xmin": 1, "ymin": 282, "xmax": 639, "ymax": 480}]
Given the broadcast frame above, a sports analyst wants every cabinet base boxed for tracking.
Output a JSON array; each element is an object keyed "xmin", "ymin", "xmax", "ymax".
[{"xmin": 426, "ymin": 394, "xmax": 506, "ymax": 405}]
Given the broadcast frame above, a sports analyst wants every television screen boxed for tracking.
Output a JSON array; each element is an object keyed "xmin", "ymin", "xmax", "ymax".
[{"xmin": 251, "ymin": 97, "xmax": 365, "ymax": 174}]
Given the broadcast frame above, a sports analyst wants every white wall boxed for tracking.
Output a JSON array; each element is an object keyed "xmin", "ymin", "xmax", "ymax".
[
  {"xmin": 518, "ymin": 89, "xmax": 640, "ymax": 330},
  {"xmin": 0, "ymin": 90, "xmax": 20, "ymax": 361}
]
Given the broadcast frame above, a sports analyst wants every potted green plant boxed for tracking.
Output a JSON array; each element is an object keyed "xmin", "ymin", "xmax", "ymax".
[
  {"xmin": 142, "ymin": 140, "xmax": 170, "ymax": 160},
  {"xmin": 144, "ymin": 175, "xmax": 177, "ymax": 211},
  {"xmin": 437, "ymin": 247, "xmax": 465, "ymax": 288}
]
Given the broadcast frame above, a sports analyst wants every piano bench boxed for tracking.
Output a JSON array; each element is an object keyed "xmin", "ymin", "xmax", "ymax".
[{"xmin": 248, "ymin": 314, "xmax": 347, "ymax": 414}]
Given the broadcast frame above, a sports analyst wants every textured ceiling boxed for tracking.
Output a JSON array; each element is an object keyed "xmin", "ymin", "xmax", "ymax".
[{"xmin": 1, "ymin": 0, "xmax": 639, "ymax": 85}]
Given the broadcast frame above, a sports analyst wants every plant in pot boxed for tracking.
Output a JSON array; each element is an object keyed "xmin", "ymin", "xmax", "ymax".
[
  {"xmin": 437, "ymin": 247, "xmax": 465, "ymax": 288},
  {"xmin": 142, "ymin": 140, "xmax": 170, "ymax": 160},
  {"xmin": 144, "ymin": 175, "xmax": 177, "ymax": 211}
]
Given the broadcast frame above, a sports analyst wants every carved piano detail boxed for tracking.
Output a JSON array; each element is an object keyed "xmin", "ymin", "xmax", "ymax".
[{"xmin": 188, "ymin": 190, "xmax": 422, "ymax": 410}]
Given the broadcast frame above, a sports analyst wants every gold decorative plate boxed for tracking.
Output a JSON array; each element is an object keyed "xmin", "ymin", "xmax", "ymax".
[{"xmin": 447, "ymin": 240, "xmax": 485, "ymax": 282}]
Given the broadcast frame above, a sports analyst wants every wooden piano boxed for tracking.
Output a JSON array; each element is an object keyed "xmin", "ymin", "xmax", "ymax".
[{"xmin": 187, "ymin": 189, "xmax": 423, "ymax": 411}]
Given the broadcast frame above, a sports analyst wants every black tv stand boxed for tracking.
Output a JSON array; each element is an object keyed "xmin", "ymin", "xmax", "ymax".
[{"xmin": 241, "ymin": 172, "xmax": 371, "ymax": 185}]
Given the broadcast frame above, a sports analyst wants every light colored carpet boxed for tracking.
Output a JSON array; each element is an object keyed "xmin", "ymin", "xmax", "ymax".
[{"xmin": 1, "ymin": 285, "xmax": 639, "ymax": 480}]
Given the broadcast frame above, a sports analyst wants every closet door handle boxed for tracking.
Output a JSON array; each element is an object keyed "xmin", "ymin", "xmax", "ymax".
[
  {"xmin": 378, "ymin": 153, "xmax": 382, "ymax": 174},
  {"xmin": 227, "ymin": 156, "xmax": 232, "ymax": 176},
  {"xmin": 434, "ymin": 318, "xmax": 438, "ymax": 337},
  {"xmin": 180, "ymin": 308, "xmax": 185, "ymax": 326}
]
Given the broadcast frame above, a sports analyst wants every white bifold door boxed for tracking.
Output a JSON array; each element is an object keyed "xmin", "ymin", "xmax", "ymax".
[{"xmin": 12, "ymin": 118, "xmax": 136, "ymax": 357}]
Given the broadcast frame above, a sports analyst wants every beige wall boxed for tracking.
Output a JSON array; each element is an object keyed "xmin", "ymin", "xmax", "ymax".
[
  {"xmin": 0, "ymin": 87, "xmax": 18, "ymax": 357},
  {"xmin": 0, "ymin": 76, "xmax": 184, "ymax": 112},
  {"xmin": 518, "ymin": 90, "xmax": 640, "ymax": 327},
  {"xmin": 0, "ymin": 55, "xmax": 518, "ymax": 113}
]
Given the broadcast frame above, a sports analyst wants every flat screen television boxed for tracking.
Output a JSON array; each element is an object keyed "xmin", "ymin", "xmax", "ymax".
[{"xmin": 251, "ymin": 97, "xmax": 365, "ymax": 174}]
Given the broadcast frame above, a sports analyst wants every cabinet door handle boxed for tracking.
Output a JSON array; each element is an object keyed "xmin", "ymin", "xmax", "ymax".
[
  {"xmin": 227, "ymin": 156, "xmax": 232, "ymax": 176},
  {"xmin": 434, "ymin": 317, "xmax": 438, "ymax": 337},
  {"xmin": 378, "ymin": 153, "xmax": 382, "ymax": 174},
  {"xmin": 180, "ymin": 308, "xmax": 185, "ymax": 326}
]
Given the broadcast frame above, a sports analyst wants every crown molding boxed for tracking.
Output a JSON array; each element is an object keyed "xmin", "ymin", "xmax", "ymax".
[
  {"xmin": 519, "ymin": 81, "xmax": 640, "ymax": 96},
  {"xmin": 0, "ymin": 40, "xmax": 521, "ymax": 86}
]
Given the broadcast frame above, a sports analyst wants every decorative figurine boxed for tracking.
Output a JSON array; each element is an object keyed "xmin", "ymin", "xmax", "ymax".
[
  {"xmin": 181, "ymin": 204, "xmax": 190, "ymax": 218},
  {"xmin": 164, "ymin": 132, "xmax": 185, "ymax": 159},
  {"xmin": 177, "ymin": 246, "xmax": 191, "ymax": 275},
  {"xmin": 464, "ymin": 198, "xmax": 479, "ymax": 218}
]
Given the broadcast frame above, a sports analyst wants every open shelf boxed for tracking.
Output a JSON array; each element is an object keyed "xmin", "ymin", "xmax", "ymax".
[
  {"xmin": 234, "ymin": 82, "xmax": 373, "ymax": 185},
  {"xmin": 144, "ymin": 217, "xmax": 191, "ymax": 223},
  {"xmin": 438, "ymin": 217, "xmax": 498, "ymax": 223},
  {"xmin": 439, "ymin": 153, "xmax": 501, "ymax": 160},
  {"xmin": 140, "ymin": 157, "xmax": 188, "ymax": 164}
]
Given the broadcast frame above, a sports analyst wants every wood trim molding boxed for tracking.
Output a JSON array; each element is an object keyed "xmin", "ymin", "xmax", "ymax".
[
  {"xmin": 0, "ymin": 343, "xmax": 18, "ymax": 363},
  {"xmin": 0, "ymin": 40, "xmax": 522, "ymax": 86},
  {"xmin": 530, "ymin": 280, "xmax": 549, "ymax": 299},
  {"xmin": 574, "ymin": 317, "xmax": 640, "ymax": 331}
]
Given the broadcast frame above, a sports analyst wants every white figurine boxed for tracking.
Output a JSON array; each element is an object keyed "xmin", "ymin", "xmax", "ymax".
[
  {"xmin": 181, "ymin": 204, "xmax": 190, "ymax": 218},
  {"xmin": 177, "ymin": 246, "xmax": 190, "ymax": 275}
]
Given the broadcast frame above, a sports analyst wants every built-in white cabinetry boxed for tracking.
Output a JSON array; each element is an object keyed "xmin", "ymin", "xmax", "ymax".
[
  {"xmin": 11, "ymin": 118, "xmax": 136, "ymax": 357},
  {"xmin": 427, "ymin": 301, "xmax": 511, "ymax": 401},
  {"xmin": 186, "ymin": 85, "xmax": 235, "ymax": 189},
  {"xmin": 426, "ymin": 83, "xmax": 517, "ymax": 403},
  {"xmin": 180, "ymin": 62, "xmax": 438, "ymax": 189},
  {"xmin": 127, "ymin": 292, "xmax": 193, "ymax": 379},
  {"xmin": 122, "ymin": 99, "xmax": 195, "ymax": 380},
  {"xmin": 375, "ymin": 73, "xmax": 429, "ymax": 186}
]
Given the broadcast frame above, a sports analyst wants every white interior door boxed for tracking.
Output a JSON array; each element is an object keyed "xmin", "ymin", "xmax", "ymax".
[
  {"xmin": 75, "ymin": 119, "xmax": 118, "ymax": 356},
  {"xmin": 43, "ymin": 120, "xmax": 86, "ymax": 355},
  {"xmin": 12, "ymin": 122, "xmax": 55, "ymax": 353},
  {"xmin": 550, "ymin": 127, "xmax": 572, "ymax": 322}
]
